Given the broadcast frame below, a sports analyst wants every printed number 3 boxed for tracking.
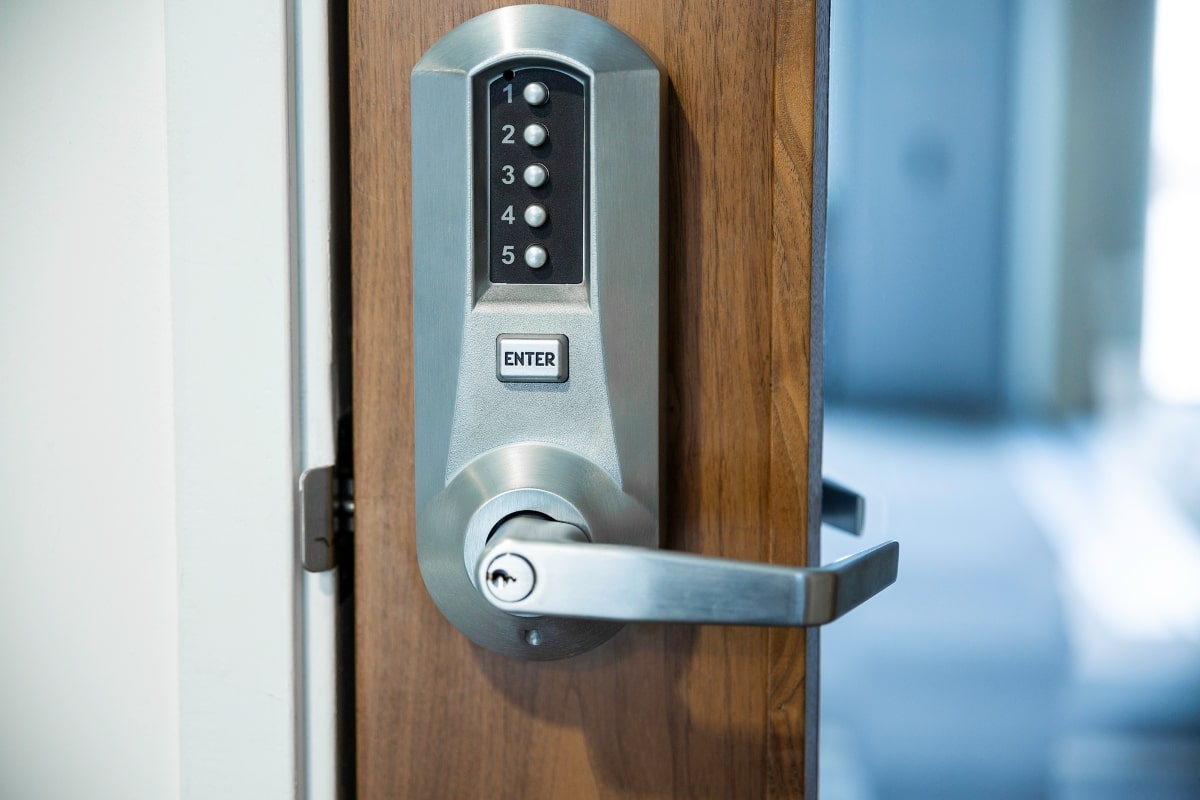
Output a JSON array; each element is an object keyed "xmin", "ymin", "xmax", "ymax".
[
  {"xmin": 501, "ymin": 245, "xmax": 515, "ymax": 265},
  {"xmin": 501, "ymin": 165, "xmax": 514, "ymax": 184}
]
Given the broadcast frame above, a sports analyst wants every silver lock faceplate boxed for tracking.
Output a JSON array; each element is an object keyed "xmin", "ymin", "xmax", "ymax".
[{"xmin": 412, "ymin": 5, "xmax": 663, "ymax": 659}]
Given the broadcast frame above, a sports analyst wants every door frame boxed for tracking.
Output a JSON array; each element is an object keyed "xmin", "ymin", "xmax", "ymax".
[{"xmin": 167, "ymin": 0, "xmax": 340, "ymax": 795}]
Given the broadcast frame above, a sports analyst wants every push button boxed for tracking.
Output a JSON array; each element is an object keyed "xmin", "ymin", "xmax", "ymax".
[
  {"xmin": 523, "ymin": 123, "xmax": 548, "ymax": 147},
  {"xmin": 496, "ymin": 334, "xmax": 569, "ymax": 383},
  {"xmin": 523, "ymin": 81, "xmax": 549, "ymax": 106},
  {"xmin": 523, "ymin": 163, "xmax": 548, "ymax": 188},
  {"xmin": 524, "ymin": 204, "xmax": 547, "ymax": 227},
  {"xmin": 524, "ymin": 244, "xmax": 548, "ymax": 268}
]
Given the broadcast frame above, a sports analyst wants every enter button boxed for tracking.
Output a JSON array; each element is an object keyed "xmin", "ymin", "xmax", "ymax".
[{"xmin": 496, "ymin": 334, "xmax": 569, "ymax": 383}]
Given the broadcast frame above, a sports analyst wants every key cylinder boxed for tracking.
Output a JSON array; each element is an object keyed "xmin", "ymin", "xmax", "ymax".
[{"xmin": 485, "ymin": 553, "xmax": 536, "ymax": 602}]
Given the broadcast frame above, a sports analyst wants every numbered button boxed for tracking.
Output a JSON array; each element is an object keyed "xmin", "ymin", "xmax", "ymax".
[
  {"xmin": 523, "ymin": 82, "xmax": 549, "ymax": 106},
  {"xmin": 523, "ymin": 163, "xmax": 548, "ymax": 188},
  {"xmin": 523, "ymin": 123, "xmax": 548, "ymax": 147},
  {"xmin": 525, "ymin": 244, "xmax": 548, "ymax": 269},
  {"xmin": 524, "ymin": 204, "xmax": 547, "ymax": 228}
]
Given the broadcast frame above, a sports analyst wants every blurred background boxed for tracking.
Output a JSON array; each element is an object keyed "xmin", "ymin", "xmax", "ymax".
[{"xmin": 818, "ymin": 1, "xmax": 1200, "ymax": 798}]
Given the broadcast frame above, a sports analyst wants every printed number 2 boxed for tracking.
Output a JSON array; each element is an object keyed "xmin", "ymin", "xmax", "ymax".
[
  {"xmin": 501, "ymin": 165, "xmax": 514, "ymax": 184},
  {"xmin": 501, "ymin": 245, "xmax": 515, "ymax": 265},
  {"xmin": 501, "ymin": 205, "xmax": 515, "ymax": 224},
  {"xmin": 500, "ymin": 124, "xmax": 515, "ymax": 144}
]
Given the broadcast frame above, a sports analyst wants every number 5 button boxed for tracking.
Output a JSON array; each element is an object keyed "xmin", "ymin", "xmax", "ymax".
[{"xmin": 524, "ymin": 245, "xmax": 548, "ymax": 269}]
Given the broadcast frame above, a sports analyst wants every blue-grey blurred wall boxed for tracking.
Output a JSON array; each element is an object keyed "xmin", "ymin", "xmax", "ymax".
[
  {"xmin": 825, "ymin": 0, "xmax": 1155, "ymax": 417},
  {"xmin": 826, "ymin": 0, "xmax": 1012, "ymax": 412}
]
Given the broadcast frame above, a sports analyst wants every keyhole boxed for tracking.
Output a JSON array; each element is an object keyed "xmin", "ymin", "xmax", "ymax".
[{"xmin": 489, "ymin": 568, "xmax": 516, "ymax": 588}]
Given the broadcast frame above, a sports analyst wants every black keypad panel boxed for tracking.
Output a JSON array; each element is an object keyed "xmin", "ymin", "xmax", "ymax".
[{"xmin": 486, "ymin": 66, "xmax": 586, "ymax": 285}]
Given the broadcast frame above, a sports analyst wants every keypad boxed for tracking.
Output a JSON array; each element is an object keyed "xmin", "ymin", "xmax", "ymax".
[{"xmin": 486, "ymin": 66, "xmax": 585, "ymax": 285}]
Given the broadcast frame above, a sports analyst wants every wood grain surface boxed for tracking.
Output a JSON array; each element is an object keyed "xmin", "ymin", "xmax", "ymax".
[
  {"xmin": 350, "ymin": 1, "xmax": 822, "ymax": 797},
  {"xmin": 767, "ymin": 1, "xmax": 822, "ymax": 796}
]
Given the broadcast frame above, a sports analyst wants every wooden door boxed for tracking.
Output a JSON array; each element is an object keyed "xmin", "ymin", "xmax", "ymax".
[{"xmin": 350, "ymin": 1, "xmax": 828, "ymax": 797}]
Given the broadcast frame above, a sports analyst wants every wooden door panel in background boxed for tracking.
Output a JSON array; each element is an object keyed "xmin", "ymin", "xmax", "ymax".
[{"xmin": 351, "ymin": 1, "xmax": 826, "ymax": 797}]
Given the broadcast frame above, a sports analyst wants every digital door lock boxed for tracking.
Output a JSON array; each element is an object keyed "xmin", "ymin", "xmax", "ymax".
[{"xmin": 412, "ymin": 5, "xmax": 897, "ymax": 660}]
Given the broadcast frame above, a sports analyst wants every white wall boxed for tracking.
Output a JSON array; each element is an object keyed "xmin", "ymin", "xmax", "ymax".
[
  {"xmin": 0, "ymin": 2, "xmax": 179, "ymax": 798},
  {"xmin": 0, "ymin": 2, "xmax": 304, "ymax": 798}
]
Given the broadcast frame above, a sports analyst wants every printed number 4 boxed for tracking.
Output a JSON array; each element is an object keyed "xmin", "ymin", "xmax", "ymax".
[
  {"xmin": 501, "ymin": 245, "xmax": 515, "ymax": 265},
  {"xmin": 501, "ymin": 205, "xmax": 515, "ymax": 224}
]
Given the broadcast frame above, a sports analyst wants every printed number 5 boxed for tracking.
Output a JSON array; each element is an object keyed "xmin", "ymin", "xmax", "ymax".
[{"xmin": 501, "ymin": 245, "xmax": 515, "ymax": 265}]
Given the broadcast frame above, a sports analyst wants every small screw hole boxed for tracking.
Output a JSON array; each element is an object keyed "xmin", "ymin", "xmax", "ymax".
[{"xmin": 502, "ymin": 69, "xmax": 515, "ymax": 81}]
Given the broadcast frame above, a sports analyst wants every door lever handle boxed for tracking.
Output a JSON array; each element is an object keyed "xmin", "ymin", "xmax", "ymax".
[
  {"xmin": 822, "ymin": 479, "xmax": 866, "ymax": 535},
  {"xmin": 477, "ymin": 515, "xmax": 898, "ymax": 627}
]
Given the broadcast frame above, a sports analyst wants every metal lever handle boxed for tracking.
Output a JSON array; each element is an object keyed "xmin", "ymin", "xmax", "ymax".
[
  {"xmin": 478, "ymin": 516, "xmax": 899, "ymax": 626},
  {"xmin": 822, "ymin": 479, "xmax": 866, "ymax": 535}
]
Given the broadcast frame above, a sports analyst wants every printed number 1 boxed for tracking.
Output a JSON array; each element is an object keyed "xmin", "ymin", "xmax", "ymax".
[{"xmin": 502, "ymin": 83, "xmax": 513, "ymax": 103}]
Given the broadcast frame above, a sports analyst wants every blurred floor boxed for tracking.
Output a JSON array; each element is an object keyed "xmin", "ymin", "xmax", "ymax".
[{"xmin": 818, "ymin": 407, "xmax": 1200, "ymax": 800}]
